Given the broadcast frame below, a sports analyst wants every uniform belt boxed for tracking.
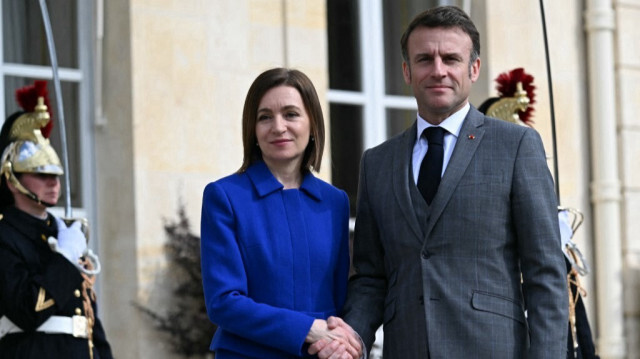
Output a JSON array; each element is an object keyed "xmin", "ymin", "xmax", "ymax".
[{"xmin": 0, "ymin": 315, "xmax": 88, "ymax": 339}]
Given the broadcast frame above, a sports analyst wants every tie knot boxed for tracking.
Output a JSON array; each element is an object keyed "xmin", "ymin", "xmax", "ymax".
[{"xmin": 424, "ymin": 126, "xmax": 445, "ymax": 146}]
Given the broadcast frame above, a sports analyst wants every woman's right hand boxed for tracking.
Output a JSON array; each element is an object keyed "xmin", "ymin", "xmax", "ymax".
[{"xmin": 306, "ymin": 318, "xmax": 362, "ymax": 359}]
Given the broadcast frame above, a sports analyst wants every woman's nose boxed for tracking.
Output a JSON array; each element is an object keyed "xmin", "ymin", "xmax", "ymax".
[{"xmin": 272, "ymin": 115, "xmax": 286, "ymax": 133}]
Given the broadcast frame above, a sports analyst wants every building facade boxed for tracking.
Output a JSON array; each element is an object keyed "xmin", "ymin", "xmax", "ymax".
[{"xmin": 0, "ymin": 0, "xmax": 638, "ymax": 358}]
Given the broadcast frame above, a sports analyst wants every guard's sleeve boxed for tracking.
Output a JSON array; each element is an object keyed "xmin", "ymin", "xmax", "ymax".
[{"xmin": 0, "ymin": 233, "xmax": 83, "ymax": 331}]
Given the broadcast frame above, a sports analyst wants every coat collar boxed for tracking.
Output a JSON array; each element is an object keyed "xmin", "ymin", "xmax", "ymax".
[
  {"xmin": 0, "ymin": 205, "xmax": 57, "ymax": 241},
  {"xmin": 424, "ymin": 106, "xmax": 486, "ymax": 237},
  {"xmin": 392, "ymin": 107, "xmax": 486, "ymax": 242},
  {"xmin": 392, "ymin": 121, "xmax": 423, "ymax": 240},
  {"xmin": 246, "ymin": 161, "xmax": 322, "ymax": 201}
]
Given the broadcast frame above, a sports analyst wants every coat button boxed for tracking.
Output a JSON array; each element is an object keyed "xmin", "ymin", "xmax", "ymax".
[
  {"xmin": 74, "ymin": 290, "xmax": 81, "ymax": 297},
  {"xmin": 419, "ymin": 295, "xmax": 424, "ymax": 305},
  {"xmin": 421, "ymin": 250, "xmax": 432, "ymax": 259},
  {"xmin": 75, "ymin": 308, "xmax": 82, "ymax": 315}
]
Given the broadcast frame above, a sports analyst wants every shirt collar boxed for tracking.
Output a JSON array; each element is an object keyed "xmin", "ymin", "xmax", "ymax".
[
  {"xmin": 246, "ymin": 161, "xmax": 322, "ymax": 201},
  {"xmin": 416, "ymin": 102, "xmax": 470, "ymax": 139}
]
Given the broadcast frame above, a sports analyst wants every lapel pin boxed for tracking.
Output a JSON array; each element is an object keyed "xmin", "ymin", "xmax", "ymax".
[{"xmin": 468, "ymin": 134, "xmax": 475, "ymax": 140}]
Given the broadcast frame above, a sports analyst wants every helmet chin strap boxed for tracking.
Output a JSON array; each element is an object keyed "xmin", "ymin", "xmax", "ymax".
[{"xmin": 4, "ymin": 169, "xmax": 57, "ymax": 208}]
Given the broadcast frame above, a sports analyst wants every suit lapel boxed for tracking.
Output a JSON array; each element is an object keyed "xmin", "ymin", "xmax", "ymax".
[
  {"xmin": 425, "ymin": 107, "xmax": 485, "ymax": 238},
  {"xmin": 392, "ymin": 122, "xmax": 423, "ymax": 241}
]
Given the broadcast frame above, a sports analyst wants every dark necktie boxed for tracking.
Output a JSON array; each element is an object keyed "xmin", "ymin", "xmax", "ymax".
[{"xmin": 417, "ymin": 127, "xmax": 445, "ymax": 205}]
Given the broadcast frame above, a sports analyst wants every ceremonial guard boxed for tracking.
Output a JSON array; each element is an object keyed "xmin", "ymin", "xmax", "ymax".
[{"xmin": 0, "ymin": 81, "xmax": 112, "ymax": 358}]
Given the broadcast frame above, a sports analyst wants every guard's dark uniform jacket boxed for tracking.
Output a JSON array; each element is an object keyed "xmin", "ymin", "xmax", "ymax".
[{"xmin": 0, "ymin": 206, "xmax": 112, "ymax": 358}]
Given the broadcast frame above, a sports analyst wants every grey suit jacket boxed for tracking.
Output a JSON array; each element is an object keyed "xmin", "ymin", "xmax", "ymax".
[{"xmin": 343, "ymin": 107, "xmax": 568, "ymax": 359}]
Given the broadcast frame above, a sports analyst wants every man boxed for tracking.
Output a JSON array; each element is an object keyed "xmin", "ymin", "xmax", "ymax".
[{"xmin": 312, "ymin": 5, "xmax": 568, "ymax": 359}]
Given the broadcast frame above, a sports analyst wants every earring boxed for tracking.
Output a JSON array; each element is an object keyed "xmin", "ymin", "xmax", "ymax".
[{"xmin": 310, "ymin": 136, "xmax": 315, "ymax": 142}]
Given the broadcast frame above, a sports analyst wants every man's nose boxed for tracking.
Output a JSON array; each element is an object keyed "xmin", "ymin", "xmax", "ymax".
[{"xmin": 432, "ymin": 58, "xmax": 446, "ymax": 77}]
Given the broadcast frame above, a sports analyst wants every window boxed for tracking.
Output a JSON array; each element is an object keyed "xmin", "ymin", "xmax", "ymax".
[
  {"xmin": 328, "ymin": 0, "xmax": 468, "ymax": 215},
  {"xmin": 0, "ymin": 0, "xmax": 94, "ymax": 219}
]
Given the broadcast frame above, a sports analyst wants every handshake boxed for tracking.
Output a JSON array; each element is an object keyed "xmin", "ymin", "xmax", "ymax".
[{"xmin": 306, "ymin": 316, "xmax": 364, "ymax": 359}]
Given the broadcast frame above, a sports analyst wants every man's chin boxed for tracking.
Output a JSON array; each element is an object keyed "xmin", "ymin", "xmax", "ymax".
[{"xmin": 427, "ymin": 102, "xmax": 455, "ymax": 113}]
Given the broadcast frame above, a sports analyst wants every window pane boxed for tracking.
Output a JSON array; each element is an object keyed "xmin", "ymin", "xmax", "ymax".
[
  {"xmin": 4, "ymin": 76, "xmax": 82, "ymax": 207},
  {"xmin": 327, "ymin": 0, "xmax": 361, "ymax": 91},
  {"xmin": 383, "ymin": 0, "xmax": 440, "ymax": 96},
  {"xmin": 330, "ymin": 104, "xmax": 363, "ymax": 217},
  {"xmin": 3, "ymin": 0, "xmax": 78, "ymax": 68},
  {"xmin": 386, "ymin": 108, "xmax": 416, "ymax": 137}
]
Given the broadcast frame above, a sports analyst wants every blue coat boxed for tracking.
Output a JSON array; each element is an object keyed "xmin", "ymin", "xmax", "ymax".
[{"xmin": 201, "ymin": 161, "xmax": 350, "ymax": 358}]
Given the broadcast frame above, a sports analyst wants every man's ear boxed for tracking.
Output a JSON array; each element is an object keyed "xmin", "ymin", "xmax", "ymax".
[
  {"xmin": 402, "ymin": 61, "xmax": 412, "ymax": 84},
  {"xmin": 470, "ymin": 57, "xmax": 481, "ymax": 82}
]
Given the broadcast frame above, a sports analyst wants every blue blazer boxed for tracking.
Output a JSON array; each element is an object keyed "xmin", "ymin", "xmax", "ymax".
[{"xmin": 201, "ymin": 161, "xmax": 350, "ymax": 358}]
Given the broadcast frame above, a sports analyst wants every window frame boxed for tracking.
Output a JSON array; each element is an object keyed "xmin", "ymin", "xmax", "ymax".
[
  {"xmin": 327, "ymin": 0, "xmax": 417, "ymax": 151},
  {"xmin": 327, "ymin": 0, "xmax": 472, "ymax": 150},
  {"xmin": 0, "ymin": 0, "xmax": 96, "ymax": 232}
]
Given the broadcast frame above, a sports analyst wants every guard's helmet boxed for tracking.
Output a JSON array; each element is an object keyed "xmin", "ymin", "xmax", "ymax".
[
  {"xmin": 477, "ymin": 68, "xmax": 536, "ymax": 127},
  {"xmin": 0, "ymin": 80, "xmax": 63, "ymax": 207}
]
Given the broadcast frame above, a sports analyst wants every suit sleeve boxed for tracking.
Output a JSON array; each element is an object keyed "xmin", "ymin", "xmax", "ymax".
[
  {"xmin": 342, "ymin": 149, "xmax": 387, "ymax": 350},
  {"xmin": 333, "ymin": 190, "xmax": 351, "ymax": 313},
  {"xmin": 200, "ymin": 182, "xmax": 315, "ymax": 356},
  {"xmin": 511, "ymin": 128, "xmax": 569, "ymax": 358}
]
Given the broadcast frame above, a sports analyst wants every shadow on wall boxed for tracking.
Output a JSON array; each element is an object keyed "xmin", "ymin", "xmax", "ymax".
[
  {"xmin": 133, "ymin": 204, "xmax": 216, "ymax": 358},
  {"xmin": 625, "ymin": 260, "xmax": 640, "ymax": 356}
]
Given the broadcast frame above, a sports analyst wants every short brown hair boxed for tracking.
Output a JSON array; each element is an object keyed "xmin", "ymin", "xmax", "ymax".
[
  {"xmin": 238, "ymin": 68, "xmax": 325, "ymax": 173},
  {"xmin": 401, "ymin": 6, "xmax": 480, "ymax": 65}
]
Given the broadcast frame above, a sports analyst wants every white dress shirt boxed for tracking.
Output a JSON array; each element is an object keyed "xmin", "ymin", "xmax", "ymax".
[{"xmin": 411, "ymin": 103, "xmax": 470, "ymax": 184}]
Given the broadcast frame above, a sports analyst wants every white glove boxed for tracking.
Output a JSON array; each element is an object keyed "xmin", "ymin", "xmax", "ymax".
[
  {"xmin": 558, "ymin": 210, "xmax": 573, "ymax": 249},
  {"xmin": 54, "ymin": 217, "xmax": 87, "ymax": 265}
]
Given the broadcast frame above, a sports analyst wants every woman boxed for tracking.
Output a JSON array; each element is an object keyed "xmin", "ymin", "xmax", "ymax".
[
  {"xmin": 200, "ymin": 68, "xmax": 360, "ymax": 358},
  {"xmin": 0, "ymin": 81, "xmax": 112, "ymax": 358}
]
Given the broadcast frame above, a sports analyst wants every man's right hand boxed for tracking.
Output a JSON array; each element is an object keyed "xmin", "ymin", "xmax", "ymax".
[{"xmin": 308, "ymin": 316, "xmax": 363, "ymax": 359}]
